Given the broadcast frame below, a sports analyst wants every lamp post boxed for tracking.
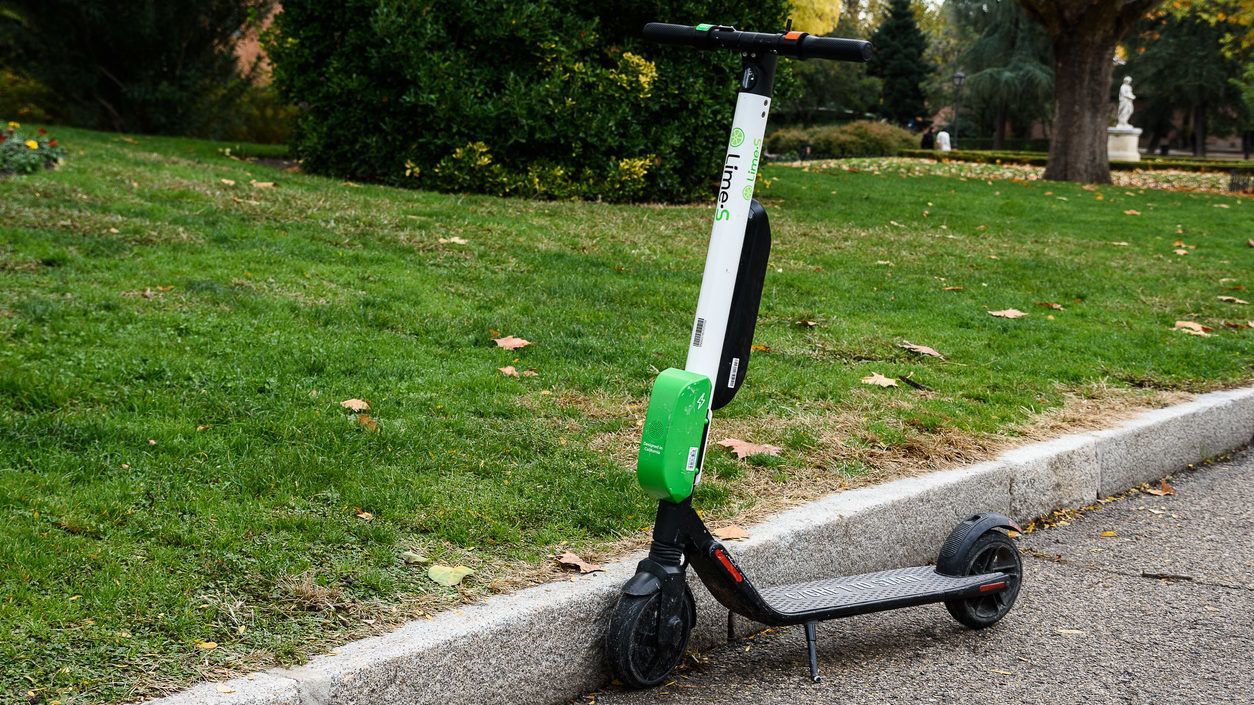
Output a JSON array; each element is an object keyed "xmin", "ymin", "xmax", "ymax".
[{"xmin": 952, "ymin": 70, "xmax": 966, "ymax": 150}]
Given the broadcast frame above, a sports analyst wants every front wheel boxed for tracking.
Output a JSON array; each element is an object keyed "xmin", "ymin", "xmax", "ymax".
[
  {"xmin": 944, "ymin": 531, "xmax": 1022, "ymax": 629},
  {"xmin": 606, "ymin": 585, "xmax": 696, "ymax": 688}
]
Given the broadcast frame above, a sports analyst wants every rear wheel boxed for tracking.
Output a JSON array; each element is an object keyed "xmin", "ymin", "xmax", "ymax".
[
  {"xmin": 607, "ymin": 585, "xmax": 696, "ymax": 688},
  {"xmin": 944, "ymin": 531, "xmax": 1022, "ymax": 629}
]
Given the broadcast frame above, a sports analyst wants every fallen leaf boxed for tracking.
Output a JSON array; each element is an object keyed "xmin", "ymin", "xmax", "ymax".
[
  {"xmin": 427, "ymin": 564, "xmax": 474, "ymax": 587},
  {"xmin": 1221, "ymin": 320, "xmax": 1253, "ymax": 329},
  {"xmin": 521, "ymin": 369, "xmax": 538, "ymax": 377},
  {"xmin": 494, "ymin": 335, "xmax": 530, "ymax": 351},
  {"xmin": 1035, "ymin": 302, "xmax": 1064, "ymax": 311},
  {"xmin": 1174, "ymin": 248, "xmax": 1189, "ymax": 256},
  {"xmin": 989, "ymin": 309, "xmax": 1027, "ymax": 319},
  {"xmin": 499, "ymin": 366, "xmax": 520, "ymax": 377},
  {"xmin": 1213, "ymin": 203, "xmax": 1229, "ymax": 208},
  {"xmin": 1173, "ymin": 321, "xmax": 1212, "ymax": 337},
  {"xmin": 750, "ymin": 344, "xmax": 773, "ymax": 353},
  {"xmin": 340, "ymin": 399, "xmax": 370, "ymax": 412},
  {"xmin": 1111, "ymin": 241, "xmax": 1130, "ymax": 246},
  {"xmin": 1247, "ymin": 239, "xmax": 1253, "ymax": 247},
  {"xmin": 355, "ymin": 507, "xmax": 374, "ymax": 521},
  {"xmin": 250, "ymin": 180, "xmax": 275, "ymax": 189},
  {"xmin": 1123, "ymin": 209, "xmax": 1140, "ymax": 215},
  {"xmin": 1057, "ymin": 628, "xmax": 1086, "ymax": 635},
  {"xmin": 1100, "ymin": 530, "xmax": 1118, "ymax": 538},
  {"xmin": 795, "ymin": 320, "xmax": 818, "ymax": 328},
  {"xmin": 216, "ymin": 685, "xmax": 236, "ymax": 694},
  {"xmin": 942, "ymin": 285, "xmax": 965, "ymax": 291},
  {"xmin": 1144, "ymin": 479, "xmax": 1176, "ymax": 496},
  {"xmin": 718, "ymin": 438, "xmax": 782, "ymax": 460},
  {"xmin": 556, "ymin": 551, "xmax": 604, "ymax": 574},
  {"xmin": 861, "ymin": 372, "xmax": 899, "ymax": 388},
  {"xmin": 356, "ymin": 414, "xmax": 379, "ymax": 432},
  {"xmin": 438, "ymin": 236, "xmax": 468, "ymax": 245},
  {"xmin": 712, "ymin": 524, "xmax": 751, "ymax": 540},
  {"xmin": 400, "ymin": 551, "xmax": 428, "ymax": 565},
  {"xmin": 898, "ymin": 341, "xmax": 944, "ymax": 359},
  {"xmin": 1217, "ymin": 296, "xmax": 1249, "ymax": 305},
  {"xmin": 220, "ymin": 178, "xmax": 235, "ymax": 186},
  {"xmin": 195, "ymin": 640, "xmax": 218, "ymax": 651}
]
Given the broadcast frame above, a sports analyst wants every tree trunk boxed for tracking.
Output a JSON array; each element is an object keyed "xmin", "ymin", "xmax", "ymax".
[
  {"xmin": 1192, "ymin": 103, "xmax": 1207, "ymax": 157},
  {"xmin": 1042, "ymin": 35, "xmax": 1117, "ymax": 183},
  {"xmin": 994, "ymin": 104, "xmax": 1008, "ymax": 150}
]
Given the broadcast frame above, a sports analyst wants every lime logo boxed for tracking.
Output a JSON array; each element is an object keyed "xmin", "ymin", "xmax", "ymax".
[
  {"xmin": 730, "ymin": 128, "xmax": 745, "ymax": 148},
  {"xmin": 742, "ymin": 185, "xmax": 753, "ymax": 200}
]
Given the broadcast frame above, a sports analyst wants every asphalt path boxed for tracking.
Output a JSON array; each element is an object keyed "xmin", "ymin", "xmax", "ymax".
[{"xmin": 586, "ymin": 449, "xmax": 1254, "ymax": 705}]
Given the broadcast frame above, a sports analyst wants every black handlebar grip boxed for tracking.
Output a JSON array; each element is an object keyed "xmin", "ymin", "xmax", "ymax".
[
  {"xmin": 797, "ymin": 35, "xmax": 874, "ymax": 62},
  {"xmin": 642, "ymin": 22, "xmax": 705, "ymax": 47}
]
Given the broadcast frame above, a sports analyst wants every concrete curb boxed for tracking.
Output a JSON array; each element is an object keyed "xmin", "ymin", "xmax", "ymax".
[{"xmin": 152, "ymin": 386, "xmax": 1254, "ymax": 705}]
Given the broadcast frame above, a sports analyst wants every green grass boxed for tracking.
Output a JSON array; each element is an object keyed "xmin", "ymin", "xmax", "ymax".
[{"xmin": 1, "ymin": 127, "xmax": 1251, "ymax": 703}]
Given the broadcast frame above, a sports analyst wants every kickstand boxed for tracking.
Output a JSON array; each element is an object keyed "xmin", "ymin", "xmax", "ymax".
[{"xmin": 804, "ymin": 621, "xmax": 821, "ymax": 683}]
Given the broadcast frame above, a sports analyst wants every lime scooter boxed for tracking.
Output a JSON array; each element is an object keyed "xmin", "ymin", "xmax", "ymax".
[{"xmin": 606, "ymin": 22, "xmax": 1024, "ymax": 687}]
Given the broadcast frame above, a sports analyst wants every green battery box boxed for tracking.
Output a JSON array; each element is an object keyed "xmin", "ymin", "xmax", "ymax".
[{"xmin": 636, "ymin": 368, "xmax": 712, "ymax": 503}]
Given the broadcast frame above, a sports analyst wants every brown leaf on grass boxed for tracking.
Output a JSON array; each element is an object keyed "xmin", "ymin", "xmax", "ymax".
[
  {"xmin": 220, "ymin": 178, "xmax": 236, "ymax": 186},
  {"xmin": 718, "ymin": 438, "xmax": 782, "ymax": 460},
  {"xmin": 438, "ymin": 236, "xmax": 468, "ymax": 245},
  {"xmin": 1036, "ymin": 302, "xmax": 1064, "ymax": 311},
  {"xmin": 1217, "ymin": 296, "xmax": 1249, "ymax": 305},
  {"xmin": 499, "ymin": 366, "xmax": 520, "ymax": 378},
  {"xmin": 521, "ymin": 369, "xmax": 538, "ymax": 377},
  {"xmin": 1111, "ymin": 241, "xmax": 1130, "ymax": 246},
  {"xmin": 1221, "ymin": 321, "xmax": 1253, "ymax": 329},
  {"xmin": 400, "ymin": 550, "xmax": 429, "ymax": 565},
  {"xmin": 795, "ymin": 320, "xmax": 818, "ymax": 328},
  {"xmin": 494, "ymin": 335, "xmax": 530, "ymax": 350},
  {"xmin": 194, "ymin": 640, "xmax": 218, "ymax": 650},
  {"xmin": 712, "ymin": 525, "xmax": 751, "ymax": 540},
  {"xmin": 861, "ymin": 372, "xmax": 899, "ymax": 388},
  {"xmin": 556, "ymin": 551, "xmax": 604, "ymax": 574},
  {"xmin": 750, "ymin": 344, "xmax": 773, "ymax": 353},
  {"xmin": 1144, "ymin": 479, "xmax": 1176, "ymax": 496},
  {"xmin": 356, "ymin": 414, "xmax": 379, "ymax": 432},
  {"xmin": 1173, "ymin": 321, "xmax": 1212, "ymax": 337},
  {"xmin": 989, "ymin": 309, "xmax": 1027, "ymax": 319},
  {"xmin": 1173, "ymin": 248, "xmax": 1189, "ymax": 256},
  {"xmin": 898, "ymin": 341, "xmax": 944, "ymax": 359},
  {"xmin": 250, "ymin": 180, "xmax": 275, "ymax": 189},
  {"xmin": 942, "ymin": 285, "xmax": 965, "ymax": 291},
  {"xmin": 340, "ymin": 398, "xmax": 370, "ymax": 412},
  {"xmin": 355, "ymin": 507, "xmax": 374, "ymax": 521},
  {"xmin": 1247, "ymin": 239, "xmax": 1253, "ymax": 247},
  {"xmin": 1123, "ymin": 209, "xmax": 1140, "ymax": 215}
]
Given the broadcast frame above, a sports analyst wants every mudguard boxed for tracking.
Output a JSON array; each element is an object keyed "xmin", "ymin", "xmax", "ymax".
[{"xmin": 935, "ymin": 512, "xmax": 1021, "ymax": 576}]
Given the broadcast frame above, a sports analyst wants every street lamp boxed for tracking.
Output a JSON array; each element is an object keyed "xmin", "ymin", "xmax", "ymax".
[{"xmin": 952, "ymin": 70, "xmax": 966, "ymax": 150}]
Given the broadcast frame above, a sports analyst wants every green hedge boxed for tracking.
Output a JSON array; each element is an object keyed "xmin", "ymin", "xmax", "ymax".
[
  {"xmin": 268, "ymin": 1, "xmax": 789, "ymax": 203},
  {"xmin": 767, "ymin": 121, "xmax": 915, "ymax": 158},
  {"xmin": 899, "ymin": 149, "xmax": 1252, "ymax": 173}
]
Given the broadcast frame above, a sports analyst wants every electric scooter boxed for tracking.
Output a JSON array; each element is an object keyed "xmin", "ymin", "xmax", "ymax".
[{"xmin": 607, "ymin": 22, "xmax": 1023, "ymax": 687}]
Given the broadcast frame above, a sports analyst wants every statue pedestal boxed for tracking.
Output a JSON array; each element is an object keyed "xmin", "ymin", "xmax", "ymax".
[{"xmin": 1107, "ymin": 126, "xmax": 1142, "ymax": 162}]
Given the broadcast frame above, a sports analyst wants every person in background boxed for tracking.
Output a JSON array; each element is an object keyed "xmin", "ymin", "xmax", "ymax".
[
  {"xmin": 936, "ymin": 129, "xmax": 952, "ymax": 152},
  {"xmin": 920, "ymin": 125, "xmax": 936, "ymax": 149}
]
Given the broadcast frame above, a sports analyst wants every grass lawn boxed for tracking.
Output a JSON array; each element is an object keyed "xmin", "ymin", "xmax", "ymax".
[{"xmin": 1, "ymin": 127, "xmax": 1250, "ymax": 703}]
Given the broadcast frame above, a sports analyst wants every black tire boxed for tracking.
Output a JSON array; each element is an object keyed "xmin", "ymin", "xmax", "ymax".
[
  {"xmin": 944, "ymin": 531, "xmax": 1022, "ymax": 629},
  {"xmin": 606, "ymin": 586, "xmax": 696, "ymax": 688}
]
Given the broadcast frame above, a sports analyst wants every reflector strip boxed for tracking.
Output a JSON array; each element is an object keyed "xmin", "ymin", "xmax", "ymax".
[
  {"xmin": 714, "ymin": 548, "xmax": 744, "ymax": 583},
  {"xmin": 979, "ymin": 582, "xmax": 1006, "ymax": 592},
  {"xmin": 784, "ymin": 31, "xmax": 803, "ymax": 40}
]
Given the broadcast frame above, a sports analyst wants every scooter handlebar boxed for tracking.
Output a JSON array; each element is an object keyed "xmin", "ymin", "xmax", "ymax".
[{"xmin": 642, "ymin": 22, "xmax": 873, "ymax": 63}]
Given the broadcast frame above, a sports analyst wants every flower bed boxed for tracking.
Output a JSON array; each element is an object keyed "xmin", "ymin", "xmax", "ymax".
[{"xmin": 1, "ymin": 121, "xmax": 65, "ymax": 175}]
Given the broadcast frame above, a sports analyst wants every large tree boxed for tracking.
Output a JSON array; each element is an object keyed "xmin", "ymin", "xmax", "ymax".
[
  {"xmin": 1017, "ymin": 0, "xmax": 1163, "ymax": 183},
  {"xmin": 954, "ymin": 0, "xmax": 1052, "ymax": 149},
  {"xmin": 0, "ymin": 0, "xmax": 272, "ymax": 134},
  {"xmin": 869, "ymin": 0, "xmax": 932, "ymax": 125}
]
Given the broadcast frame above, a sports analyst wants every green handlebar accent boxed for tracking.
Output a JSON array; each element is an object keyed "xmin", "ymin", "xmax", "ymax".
[
  {"xmin": 636, "ymin": 369, "xmax": 711, "ymax": 503},
  {"xmin": 695, "ymin": 23, "xmax": 714, "ymax": 31}
]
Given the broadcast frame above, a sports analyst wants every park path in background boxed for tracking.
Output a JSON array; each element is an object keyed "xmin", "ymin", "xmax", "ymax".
[{"xmin": 586, "ymin": 449, "xmax": 1254, "ymax": 705}]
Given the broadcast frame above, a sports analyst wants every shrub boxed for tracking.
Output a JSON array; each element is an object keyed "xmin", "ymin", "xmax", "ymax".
[
  {"xmin": 267, "ymin": 0, "xmax": 790, "ymax": 203},
  {"xmin": 766, "ymin": 121, "xmax": 915, "ymax": 158},
  {"xmin": 0, "ymin": 122, "xmax": 66, "ymax": 175}
]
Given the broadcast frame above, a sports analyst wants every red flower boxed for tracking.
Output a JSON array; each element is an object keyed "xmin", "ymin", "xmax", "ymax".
[
  {"xmin": 48, "ymin": 139, "xmax": 58, "ymax": 147},
  {"xmin": 38, "ymin": 127, "xmax": 47, "ymax": 135},
  {"xmin": 0, "ymin": 134, "xmax": 6, "ymax": 143}
]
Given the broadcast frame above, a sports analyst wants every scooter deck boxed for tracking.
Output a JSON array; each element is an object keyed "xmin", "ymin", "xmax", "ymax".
[{"xmin": 757, "ymin": 565, "xmax": 1006, "ymax": 622}]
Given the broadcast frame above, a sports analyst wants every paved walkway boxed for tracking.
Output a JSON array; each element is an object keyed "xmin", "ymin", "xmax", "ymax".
[{"xmin": 587, "ymin": 449, "xmax": 1253, "ymax": 705}]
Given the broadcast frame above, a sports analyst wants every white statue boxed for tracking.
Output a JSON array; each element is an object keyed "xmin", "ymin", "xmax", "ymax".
[
  {"xmin": 936, "ymin": 130, "xmax": 951, "ymax": 152},
  {"xmin": 1116, "ymin": 76, "xmax": 1135, "ymax": 128}
]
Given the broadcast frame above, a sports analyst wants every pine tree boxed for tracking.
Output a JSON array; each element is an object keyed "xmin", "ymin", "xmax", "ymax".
[{"xmin": 869, "ymin": 0, "xmax": 932, "ymax": 125}]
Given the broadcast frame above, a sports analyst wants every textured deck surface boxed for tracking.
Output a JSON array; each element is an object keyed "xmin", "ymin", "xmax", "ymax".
[{"xmin": 758, "ymin": 566, "xmax": 996, "ymax": 615}]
